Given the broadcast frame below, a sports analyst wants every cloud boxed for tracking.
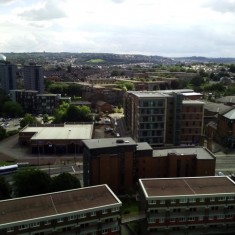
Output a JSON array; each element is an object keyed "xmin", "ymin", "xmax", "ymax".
[
  {"xmin": 18, "ymin": 0, "xmax": 66, "ymax": 21},
  {"xmin": 0, "ymin": 0, "xmax": 16, "ymax": 5},
  {"xmin": 110, "ymin": 0, "xmax": 126, "ymax": 3},
  {"xmin": 205, "ymin": 0, "xmax": 235, "ymax": 13}
]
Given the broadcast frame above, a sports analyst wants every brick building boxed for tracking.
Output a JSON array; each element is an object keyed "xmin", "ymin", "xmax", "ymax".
[
  {"xmin": 82, "ymin": 138, "xmax": 215, "ymax": 195},
  {"xmin": 0, "ymin": 185, "xmax": 122, "ymax": 235},
  {"xmin": 139, "ymin": 176, "xmax": 235, "ymax": 235}
]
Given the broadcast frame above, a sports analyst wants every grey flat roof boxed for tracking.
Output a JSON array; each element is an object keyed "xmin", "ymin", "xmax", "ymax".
[
  {"xmin": 182, "ymin": 100, "xmax": 204, "ymax": 105},
  {"xmin": 82, "ymin": 137, "xmax": 137, "ymax": 150},
  {"xmin": 182, "ymin": 92, "xmax": 202, "ymax": 96},
  {"xmin": 223, "ymin": 108, "xmax": 235, "ymax": 120},
  {"xmin": 127, "ymin": 89, "xmax": 194, "ymax": 98},
  {"xmin": 204, "ymin": 101, "xmax": 232, "ymax": 114},
  {"xmin": 139, "ymin": 176, "xmax": 235, "ymax": 198},
  {"xmin": 153, "ymin": 147, "xmax": 215, "ymax": 159},
  {"xmin": 0, "ymin": 185, "xmax": 121, "ymax": 226},
  {"xmin": 136, "ymin": 142, "xmax": 153, "ymax": 151},
  {"xmin": 216, "ymin": 96, "xmax": 235, "ymax": 103},
  {"xmin": 22, "ymin": 124, "xmax": 93, "ymax": 140}
]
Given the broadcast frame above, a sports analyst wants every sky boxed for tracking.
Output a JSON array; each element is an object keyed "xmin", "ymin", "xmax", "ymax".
[{"xmin": 1, "ymin": 0, "xmax": 235, "ymax": 57}]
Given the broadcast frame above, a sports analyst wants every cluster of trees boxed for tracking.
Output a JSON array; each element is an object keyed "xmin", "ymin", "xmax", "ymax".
[
  {"xmin": 115, "ymin": 81, "xmax": 134, "ymax": 91},
  {"xmin": 46, "ymin": 82, "xmax": 82, "ymax": 98},
  {"xmin": 0, "ymin": 89, "xmax": 24, "ymax": 118},
  {"xmin": 0, "ymin": 169, "xmax": 81, "ymax": 200},
  {"xmin": 53, "ymin": 103, "xmax": 92, "ymax": 123}
]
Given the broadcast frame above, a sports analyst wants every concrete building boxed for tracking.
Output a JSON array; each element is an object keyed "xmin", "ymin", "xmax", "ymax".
[
  {"xmin": 0, "ymin": 184, "xmax": 122, "ymax": 235},
  {"xmin": 19, "ymin": 124, "xmax": 94, "ymax": 154},
  {"xmin": 82, "ymin": 138, "xmax": 215, "ymax": 195},
  {"xmin": 124, "ymin": 90, "xmax": 204, "ymax": 147},
  {"xmin": 24, "ymin": 64, "xmax": 44, "ymax": 94},
  {"xmin": 139, "ymin": 176, "xmax": 235, "ymax": 235},
  {"xmin": 0, "ymin": 61, "xmax": 17, "ymax": 93}
]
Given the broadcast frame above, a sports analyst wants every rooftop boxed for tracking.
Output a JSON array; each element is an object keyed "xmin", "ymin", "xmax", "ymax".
[
  {"xmin": 139, "ymin": 176, "xmax": 235, "ymax": 198},
  {"xmin": 152, "ymin": 147, "xmax": 215, "ymax": 160},
  {"xmin": 223, "ymin": 108, "xmax": 235, "ymax": 120},
  {"xmin": 0, "ymin": 185, "xmax": 121, "ymax": 226},
  {"xmin": 136, "ymin": 142, "xmax": 153, "ymax": 151},
  {"xmin": 204, "ymin": 101, "xmax": 232, "ymax": 114},
  {"xmin": 182, "ymin": 100, "xmax": 204, "ymax": 105},
  {"xmin": 82, "ymin": 137, "xmax": 137, "ymax": 150},
  {"xmin": 21, "ymin": 124, "xmax": 93, "ymax": 140}
]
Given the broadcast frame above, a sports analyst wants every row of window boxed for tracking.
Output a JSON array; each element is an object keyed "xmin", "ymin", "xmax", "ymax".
[
  {"xmin": 148, "ymin": 196, "xmax": 235, "ymax": 205},
  {"xmin": 148, "ymin": 214, "xmax": 234, "ymax": 224},
  {"xmin": 6, "ymin": 208, "xmax": 120, "ymax": 233}
]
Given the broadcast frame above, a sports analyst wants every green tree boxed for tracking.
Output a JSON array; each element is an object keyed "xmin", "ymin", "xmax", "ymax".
[
  {"xmin": 20, "ymin": 113, "xmax": 38, "ymax": 128},
  {"xmin": 53, "ymin": 102, "xmax": 70, "ymax": 123},
  {"xmin": 42, "ymin": 114, "xmax": 49, "ymax": 123},
  {"xmin": 229, "ymin": 64, "xmax": 235, "ymax": 73},
  {"xmin": 66, "ymin": 84, "xmax": 82, "ymax": 97},
  {"xmin": 13, "ymin": 169, "xmax": 52, "ymax": 197},
  {"xmin": 0, "ymin": 176, "xmax": 11, "ymax": 200},
  {"xmin": 0, "ymin": 126, "xmax": 7, "ymax": 140},
  {"xmin": 190, "ymin": 75, "xmax": 205, "ymax": 87},
  {"xmin": 51, "ymin": 172, "xmax": 81, "ymax": 192},
  {"xmin": 2, "ymin": 101, "xmax": 23, "ymax": 117}
]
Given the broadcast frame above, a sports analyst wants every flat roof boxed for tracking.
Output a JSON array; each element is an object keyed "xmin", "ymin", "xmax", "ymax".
[
  {"xmin": 0, "ymin": 185, "xmax": 121, "ymax": 226},
  {"xmin": 182, "ymin": 92, "xmax": 202, "ymax": 96},
  {"xmin": 204, "ymin": 101, "xmax": 232, "ymax": 114},
  {"xmin": 82, "ymin": 137, "xmax": 137, "ymax": 150},
  {"xmin": 139, "ymin": 176, "xmax": 235, "ymax": 198},
  {"xmin": 153, "ymin": 147, "xmax": 215, "ymax": 160},
  {"xmin": 182, "ymin": 100, "xmax": 204, "ymax": 105},
  {"xmin": 127, "ymin": 89, "xmax": 194, "ymax": 98},
  {"xmin": 223, "ymin": 108, "xmax": 235, "ymax": 120},
  {"xmin": 136, "ymin": 142, "xmax": 153, "ymax": 151},
  {"xmin": 21, "ymin": 124, "xmax": 93, "ymax": 140}
]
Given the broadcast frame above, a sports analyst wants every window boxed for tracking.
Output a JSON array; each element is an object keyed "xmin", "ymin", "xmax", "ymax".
[
  {"xmin": 217, "ymin": 215, "xmax": 225, "ymax": 220},
  {"xmin": 171, "ymin": 199, "xmax": 176, "ymax": 204},
  {"xmin": 218, "ymin": 197, "xmax": 226, "ymax": 201},
  {"xmin": 44, "ymin": 220, "xmax": 51, "ymax": 225},
  {"xmin": 226, "ymin": 214, "xmax": 233, "ymax": 219},
  {"xmin": 160, "ymin": 200, "xmax": 165, "ymax": 204},
  {"xmin": 210, "ymin": 197, "xmax": 215, "ymax": 202},
  {"xmin": 170, "ymin": 218, "xmax": 176, "ymax": 222},
  {"xmin": 148, "ymin": 218, "xmax": 155, "ymax": 223},
  {"xmin": 111, "ymin": 226, "xmax": 119, "ymax": 232},
  {"xmin": 188, "ymin": 217, "xmax": 195, "ymax": 221},
  {"xmin": 227, "ymin": 196, "xmax": 234, "ymax": 201},
  {"xmin": 111, "ymin": 207, "xmax": 119, "ymax": 212},
  {"xmin": 179, "ymin": 217, "xmax": 186, "ymax": 222},
  {"xmin": 19, "ymin": 224, "xmax": 29, "ymax": 230},
  {"xmin": 57, "ymin": 218, "xmax": 64, "ymax": 223},
  {"xmin": 189, "ymin": 198, "xmax": 196, "ymax": 203},
  {"xmin": 90, "ymin": 211, "xmax": 96, "ymax": 216},
  {"xmin": 102, "ymin": 229, "xmax": 108, "ymax": 234},
  {"xmin": 102, "ymin": 209, "xmax": 107, "ymax": 214},
  {"xmin": 209, "ymin": 215, "xmax": 214, "ymax": 220},
  {"xmin": 79, "ymin": 213, "xmax": 86, "ymax": 218},
  {"xmin": 199, "ymin": 198, "xmax": 205, "ymax": 202},
  {"xmin": 180, "ymin": 198, "xmax": 187, "ymax": 203},
  {"xmin": 30, "ymin": 222, "xmax": 40, "ymax": 228},
  {"xmin": 149, "ymin": 200, "xmax": 156, "ymax": 205},
  {"xmin": 68, "ymin": 215, "xmax": 77, "ymax": 221},
  {"xmin": 7, "ymin": 227, "xmax": 14, "ymax": 233},
  {"xmin": 159, "ymin": 218, "xmax": 165, "ymax": 223}
]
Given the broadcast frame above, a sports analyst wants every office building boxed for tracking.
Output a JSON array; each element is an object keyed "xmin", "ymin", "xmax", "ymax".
[
  {"xmin": 0, "ymin": 184, "xmax": 122, "ymax": 235},
  {"xmin": 24, "ymin": 64, "xmax": 44, "ymax": 93},
  {"xmin": 124, "ymin": 90, "xmax": 204, "ymax": 147},
  {"xmin": 139, "ymin": 176, "xmax": 235, "ymax": 235},
  {"xmin": 0, "ymin": 61, "xmax": 17, "ymax": 93}
]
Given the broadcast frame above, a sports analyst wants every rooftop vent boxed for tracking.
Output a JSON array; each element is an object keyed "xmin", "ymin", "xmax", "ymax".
[{"xmin": 116, "ymin": 139, "xmax": 124, "ymax": 144}]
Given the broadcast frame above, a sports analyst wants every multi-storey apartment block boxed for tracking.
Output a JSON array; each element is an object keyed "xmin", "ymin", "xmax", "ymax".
[
  {"xmin": 0, "ymin": 61, "xmax": 17, "ymax": 93},
  {"xmin": 82, "ymin": 138, "xmax": 215, "ymax": 195},
  {"xmin": 124, "ymin": 90, "xmax": 204, "ymax": 147},
  {"xmin": 24, "ymin": 64, "xmax": 44, "ymax": 94},
  {"xmin": 139, "ymin": 176, "xmax": 235, "ymax": 235},
  {"xmin": 0, "ymin": 184, "xmax": 122, "ymax": 235}
]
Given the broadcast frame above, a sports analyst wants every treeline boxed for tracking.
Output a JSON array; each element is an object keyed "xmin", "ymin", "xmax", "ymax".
[{"xmin": 0, "ymin": 169, "xmax": 81, "ymax": 200}]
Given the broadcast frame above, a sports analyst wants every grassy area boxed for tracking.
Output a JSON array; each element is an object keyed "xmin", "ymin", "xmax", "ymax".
[
  {"xmin": 121, "ymin": 198, "xmax": 139, "ymax": 216},
  {"xmin": 0, "ymin": 160, "xmax": 16, "ymax": 166},
  {"xmin": 87, "ymin": 59, "xmax": 105, "ymax": 63}
]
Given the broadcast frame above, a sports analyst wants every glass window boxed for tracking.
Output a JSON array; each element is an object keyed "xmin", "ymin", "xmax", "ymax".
[
  {"xmin": 102, "ymin": 209, "xmax": 107, "ymax": 214},
  {"xmin": 90, "ymin": 211, "xmax": 96, "ymax": 216},
  {"xmin": 160, "ymin": 200, "xmax": 165, "ymax": 204},
  {"xmin": 7, "ymin": 227, "xmax": 14, "ymax": 233},
  {"xmin": 149, "ymin": 200, "xmax": 156, "ymax": 205}
]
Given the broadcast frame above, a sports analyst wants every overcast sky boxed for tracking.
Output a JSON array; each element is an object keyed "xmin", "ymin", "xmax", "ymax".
[{"xmin": 1, "ymin": 0, "xmax": 235, "ymax": 57}]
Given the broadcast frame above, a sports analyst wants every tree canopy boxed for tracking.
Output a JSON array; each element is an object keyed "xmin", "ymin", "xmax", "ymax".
[
  {"xmin": 2, "ymin": 101, "xmax": 24, "ymax": 117},
  {"xmin": 0, "ymin": 176, "xmax": 11, "ymax": 200},
  {"xmin": 51, "ymin": 172, "xmax": 81, "ymax": 192},
  {"xmin": 13, "ymin": 169, "xmax": 52, "ymax": 197},
  {"xmin": 20, "ymin": 113, "xmax": 39, "ymax": 128}
]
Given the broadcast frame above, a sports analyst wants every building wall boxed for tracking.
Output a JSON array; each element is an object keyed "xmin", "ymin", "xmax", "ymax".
[{"xmin": 0, "ymin": 63, "xmax": 17, "ymax": 93}]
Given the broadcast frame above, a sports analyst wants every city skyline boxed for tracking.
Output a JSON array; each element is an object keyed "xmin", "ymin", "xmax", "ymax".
[{"xmin": 1, "ymin": 0, "xmax": 235, "ymax": 57}]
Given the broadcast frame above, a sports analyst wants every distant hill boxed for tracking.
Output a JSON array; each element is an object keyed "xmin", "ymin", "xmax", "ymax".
[{"xmin": 2, "ymin": 52, "xmax": 235, "ymax": 65}]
